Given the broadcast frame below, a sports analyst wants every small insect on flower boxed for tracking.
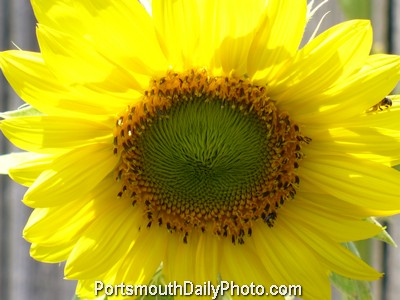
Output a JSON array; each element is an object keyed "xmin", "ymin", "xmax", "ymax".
[
  {"xmin": 368, "ymin": 97, "xmax": 393, "ymax": 112},
  {"xmin": 264, "ymin": 211, "xmax": 277, "ymax": 228}
]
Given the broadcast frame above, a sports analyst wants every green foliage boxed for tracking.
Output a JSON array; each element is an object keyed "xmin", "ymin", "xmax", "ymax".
[
  {"xmin": 135, "ymin": 267, "xmax": 174, "ymax": 300},
  {"xmin": 368, "ymin": 217, "xmax": 396, "ymax": 247},
  {"xmin": 338, "ymin": 0, "xmax": 371, "ymax": 20},
  {"xmin": 331, "ymin": 273, "xmax": 373, "ymax": 300},
  {"xmin": 330, "ymin": 242, "xmax": 373, "ymax": 300},
  {"xmin": 0, "ymin": 104, "xmax": 43, "ymax": 119}
]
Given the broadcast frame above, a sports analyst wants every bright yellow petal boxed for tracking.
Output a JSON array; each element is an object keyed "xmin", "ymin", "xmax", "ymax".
[
  {"xmin": 30, "ymin": 242, "xmax": 75, "ymax": 263},
  {"xmin": 301, "ymin": 154, "xmax": 400, "ymax": 214},
  {"xmin": 163, "ymin": 234, "xmax": 222, "ymax": 300},
  {"xmin": 194, "ymin": 233, "xmax": 220, "ymax": 284},
  {"xmin": 291, "ymin": 54, "xmax": 400, "ymax": 124},
  {"xmin": 32, "ymin": 0, "xmax": 168, "ymax": 79},
  {"xmin": 163, "ymin": 232, "xmax": 200, "ymax": 284},
  {"xmin": 281, "ymin": 196, "xmax": 382, "ymax": 242},
  {"xmin": 212, "ymin": 0, "xmax": 269, "ymax": 76},
  {"xmin": 153, "ymin": 0, "xmax": 272, "ymax": 74},
  {"xmin": 249, "ymin": 0, "xmax": 307, "ymax": 78},
  {"xmin": 252, "ymin": 221, "xmax": 331, "ymax": 299},
  {"xmin": 8, "ymin": 153, "xmax": 55, "ymax": 186},
  {"xmin": 1, "ymin": 116, "xmax": 112, "ymax": 152},
  {"xmin": 306, "ymin": 122, "xmax": 400, "ymax": 166},
  {"xmin": 0, "ymin": 152, "xmax": 48, "ymax": 176},
  {"xmin": 23, "ymin": 143, "xmax": 118, "ymax": 207},
  {"xmin": 0, "ymin": 50, "xmax": 139, "ymax": 118},
  {"xmin": 220, "ymin": 239, "xmax": 271, "ymax": 287},
  {"xmin": 282, "ymin": 218, "xmax": 381, "ymax": 280},
  {"xmin": 152, "ymin": 0, "xmax": 201, "ymax": 70},
  {"xmin": 114, "ymin": 226, "xmax": 168, "ymax": 285},
  {"xmin": 270, "ymin": 20, "xmax": 372, "ymax": 104},
  {"xmin": 65, "ymin": 202, "xmax": 141, "ymax": 279},
  {"xmin": 37, "ymin": 24, "xmax": 143, "ymax": 90},
  {"xmin": 24, "ymin": 176, "xmax": 119, "ymax": 247},
  {"xmin": 295, "ymin": 189, "xmax": 379, "ymax": 218}
]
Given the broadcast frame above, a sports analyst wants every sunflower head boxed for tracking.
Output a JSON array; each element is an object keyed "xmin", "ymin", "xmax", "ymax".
[{"xmin": 113, "ymin": 68, "xmax": 310, "ymax": 244}]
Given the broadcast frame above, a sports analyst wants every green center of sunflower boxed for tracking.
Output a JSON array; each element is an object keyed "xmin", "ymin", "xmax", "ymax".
[
  {"xmin": 113, "ymin": 69, "xmax": 310, "ymax": 244},
  {"xmin": 139, "ymin": 98, "xmax": 266, "ymax": 205}
]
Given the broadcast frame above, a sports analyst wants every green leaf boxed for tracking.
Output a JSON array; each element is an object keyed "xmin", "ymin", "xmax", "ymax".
[
  {"xmin": 135, "ymin": 267, "xmax": 230, "ymax": 300},
  {"xmin": 215, "ymin": 274, "xmax": 232, "ymax": 300},
  {"xmin": 393, "ymin": 164, "xmax": 400, "ymax": 172},
  {"xmin": 338, "ymin": 0, "xmax": 371, "ymax": 20},
  {"xmin": 0, "ymin": 104, "xmax": 44, "ymax": 119},
  {"xmin": 136, "ymin": 265, "xmax": 174, "ymax": 300},
  {"xmin": 330, "ymin": 242, "xmax": 373, "ymax": 300},
  {"xmin": 330, "ymin": 273, "xmax": 372, "ymax": 300},
  {"xmin": 367, "ymin": 217, "xmax": 397, "ymax": 247}
]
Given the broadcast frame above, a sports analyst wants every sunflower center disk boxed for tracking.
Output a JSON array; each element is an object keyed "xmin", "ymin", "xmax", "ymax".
[{"xmin": 113, "ymin": 69, "xmax": 310, "ymax": 244}]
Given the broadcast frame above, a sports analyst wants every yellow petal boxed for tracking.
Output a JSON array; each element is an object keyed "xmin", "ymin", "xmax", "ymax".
[
  {"xmin": 32, "ymin": 0, "xmax": 168, "ymax": 79},
  {"xmin": 23, "ymin": 143, "xmax": 118, "ymax": 207},
  {"xmin": 30, "ymin": 242, "xmax": 75, "ymax": 263},
  {"xmin": 282, "ymin": 218, "xmax": 381, "ymax": 280},
  {"xmin": 252, "ymin": 221, "xmax": 331, "ymax": 299},
  {"xmin": 306, "ymin": 124, "xmax": 400, "ymax": 166},
  {"xmin": 8, "ymin": 153, "xmax": 55, "ymax": 186},
  {"xmin": 24, "ymin": 176, "xmax": 119, "ymax": 247},
  {"xmin": 65, "ymin": 203, "xmax": 141, "ymax": 279},
  {"xmin": 212, "ymin": 0, "xmax": 269, "ymax": 76},
  {"xmin": 194, "ymin": 233, "xmax": 220, "ymax": 284},
  {"xmin": 1, "ymin": 116, "xmax": 112, "ymax": 152},
  {"xmin": 271, "ymin": 20, "xmax": 372, "ymax": 104},
  {"xmin": 153, "ymin": 0, "xmax": 270, "ymax": 74},
  {"xmin": 301, "ymin": 154, "xmax": 400, "ymax": 214},
  {"xmin": 37, "ymin": 24, "xmax": 142, "ymax": 90},
  {"xmin": 163, "ymin": 232, "xmax": 200, "ymax": 284},
  {"xmin": 0, "ymin": 152, "xmax": 48, "ymax": 176},
  {"xmin": 152, "ymin": 0, "xmax": 201, "ymax": 70},
  {"xmin": 249, "ymin": 0, "xmax": 307, "ymax": 78},
  {"xmin": 220, "ymin": 238, "xmax": 271, "ymax": 287},
  {"xmin": 114, "ymin": 226, "xmax": 168, "ymax": 285},
  {"xmin": 0, "ymin": 50, "xmax": 139, "ymax": 118},
  {"xmin": 295, "ymin": 189, "xmax": 378, "ymax": 218},
  {"xmin": 291, "ymin": 54, "xmax": 400, "ymax": 124},
  {"xmin": 281, "ymin": 196, "xmax": 382, "ymax": 242}
]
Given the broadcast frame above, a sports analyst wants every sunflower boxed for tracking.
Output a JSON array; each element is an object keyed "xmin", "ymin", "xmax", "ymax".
[{"xmin": 1, "ymin": 0, "xmax": 400, "ymax": 299}]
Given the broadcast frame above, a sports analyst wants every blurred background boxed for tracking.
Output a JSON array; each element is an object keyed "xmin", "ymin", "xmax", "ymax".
[{"xmin": 1, "ymin": 0, "xmax": 400, "ymax": 299}]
